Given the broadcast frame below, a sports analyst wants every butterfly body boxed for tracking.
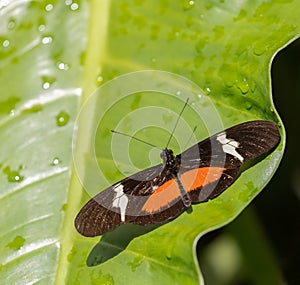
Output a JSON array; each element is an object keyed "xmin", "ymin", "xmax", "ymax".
[{"xmin": 75, "ymin": 120, "xmax": 280, "ymax": 237}]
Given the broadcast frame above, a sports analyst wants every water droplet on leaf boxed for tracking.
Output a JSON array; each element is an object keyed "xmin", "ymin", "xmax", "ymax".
[
  {"xmin": 127, "ymin": 256, "xmax": 142, "ymax": 272},
  {"xmin": 57, "ymin": 61, "xmax": 69, "ymax": 70},
  {"xmin": 237, "ymin": 78, "xmax": 249, "ymax": 94},
  {"xmin": 183, "ymin": 0, "xmax": 195, "ymax": 10},
  {"xmin": 41, "ymin": 35, "xmax": 53, "ymax": 45},
  {"xmin": 7, "ymin": 18, "xmax": 16, "ymax": 30},
  {"xmin": 51, "ymin": 157, "xmax": 61, "ymax": 165},
  {"xmin": 3, "ymin": 166, "xmax": 24, "ymax": 183},
  {"xmin": 56, "ymin": 111, "xmax": 70, "ymax": 126},
  {"xmin": 45, "ymin": 3, "xmax": 54, "ymax": 12},
  {"xmin": 70, "ymin": 2, "xmax": 79, "ymax": 11},
  {"xmin": 61, "ymin": 203, "xmax": 68, "ymax": 211},
  {"xmin": 245, "ymin": 101, "xmax": 252, "ymax": 110},
  {"xmin": 96, "ymin": 74, "xmax": 104, "ymax": 85},
  {"xmin": 204, "ymin": 87, "xmax": 211, "ymax": 95},
  {"xmin": 2, "ymin": 39, "xmax": 10, "ymax": 48},
  {"xmin": 38, "ymin": 24, "xmax": 46, "ymax": 32},
  {"xmin": 43, "ymin": 82, "xmax": 50, "ymax": 89},
  {"xmin": 253, "ymin": 43, "xmax": 266, "ymax": 56},
  {"xmin": 0, "ymin": 96, "xmax": 20, "ymax": 114},
  {"xmin": 41, "ymin": 76, "xmax": 56, "ymax": 89},
  {"xmin": 6, "ymin": 235, "xmax": 25, "ymax": 250}
]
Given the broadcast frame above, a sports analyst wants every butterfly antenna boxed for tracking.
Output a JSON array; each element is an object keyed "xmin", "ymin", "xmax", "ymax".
[
  {"xmin": 183, "ymin": 126, "xmax": 197, "ymax": 149},
  {"xmin": 111, "ymin": 130, "xmax": 163, "ymax": 150},
  {"xmin": 165, "ymin": 98, "xmax": 189, "ymax": 149}
]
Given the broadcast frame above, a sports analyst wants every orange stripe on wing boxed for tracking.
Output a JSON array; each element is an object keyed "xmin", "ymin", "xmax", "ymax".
[
  {"xmin": 141, "ymin": 167, "xmax": 226, "ymax": 214},
  {"xmin": 180, "ymin": 167, "xmax": 226, "ymax": 192},
  {"xmin": 141, "ymin": 179, "xmax": 180, "ymax": 213}
]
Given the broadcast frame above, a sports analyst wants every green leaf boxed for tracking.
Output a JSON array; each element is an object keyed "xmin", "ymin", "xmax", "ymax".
[{"xmin": 0, "ymin": 0, "xmax": 298, "ymax": 284}]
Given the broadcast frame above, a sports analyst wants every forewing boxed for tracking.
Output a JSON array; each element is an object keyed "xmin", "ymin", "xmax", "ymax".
[
  {"xmin": 221, "ymin": 120, "xmax": 280, "ymax": 162},
  {"xmin": 179, "ymin": 120, "xmax": 280, "ymax": 167},
  {"xmin": 177, "ymin": 120, "xmax": 280, "ymax": 202}
]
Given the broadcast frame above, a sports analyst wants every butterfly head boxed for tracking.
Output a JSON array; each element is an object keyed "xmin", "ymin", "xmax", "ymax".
[{"xmin": 160, "ymin": 149, "xmax": 177, "ymax": 171}]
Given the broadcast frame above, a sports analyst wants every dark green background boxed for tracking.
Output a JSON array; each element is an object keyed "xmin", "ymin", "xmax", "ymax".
[{"xmin": 199, "ymin": 38, "xmax": 300, "ymax": 285}]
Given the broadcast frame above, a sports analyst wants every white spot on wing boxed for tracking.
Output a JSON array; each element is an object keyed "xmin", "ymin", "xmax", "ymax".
[
  {"xmin": 112, "ymin": 183, "xmax": 128, "ymax": 222},
  {"xmin": 216, "ymin": 132, "xmax": 244, "ymax": 162}
]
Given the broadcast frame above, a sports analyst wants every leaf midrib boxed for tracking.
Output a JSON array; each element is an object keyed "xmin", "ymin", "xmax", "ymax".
[{"xmin": 54, "ymin": 1, "xmax": 111, "ymax": 284}]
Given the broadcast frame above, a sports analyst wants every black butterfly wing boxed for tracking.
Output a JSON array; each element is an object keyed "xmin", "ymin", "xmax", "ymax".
[
  {"xmin": 74, "ymin": 163, "xmax": 183, "ymax": 237},
  {"xmin": 178, "ymin": 120, "xmax": 280, "ymax": 203}
]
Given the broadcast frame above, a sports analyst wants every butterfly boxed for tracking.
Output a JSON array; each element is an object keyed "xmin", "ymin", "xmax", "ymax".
[{"xmin": 74, "ymin": 119, "xmax": 280, "ymax": 237}]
